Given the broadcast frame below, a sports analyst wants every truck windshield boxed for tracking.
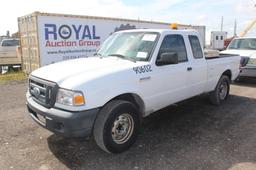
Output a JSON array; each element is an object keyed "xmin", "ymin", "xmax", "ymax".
[
  {"xmin": 228, "ymin": 38, "xmax": 256, "ymax": 50},
  {"xmin": 1, "ymin": 39, "xmax": 19, "ymax": 46},
  {"xmin": 97, "ymin": 32, "xmax": 159, "ymax": 61}
]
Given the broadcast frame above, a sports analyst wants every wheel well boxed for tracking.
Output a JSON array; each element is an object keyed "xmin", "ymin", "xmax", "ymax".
[
  {"xmin": 110, "ymin": 93, "xmax": 145, "ymax": 117},
  {"xmin": 222, "ymin": 70, "xmax": 232, "ymax": 80}
]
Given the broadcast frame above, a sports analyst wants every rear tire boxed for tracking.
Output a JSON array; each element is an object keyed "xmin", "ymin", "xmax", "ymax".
[
  {"xmin": 209, "ymin": 75, "xmax": 230, "ymax": 105},
  {"xmin": 93, "ymin": 100, "xmax": 140, "ymax": 153}
]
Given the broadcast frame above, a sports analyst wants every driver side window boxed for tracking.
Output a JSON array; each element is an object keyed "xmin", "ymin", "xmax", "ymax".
[{"xmin": 157, "ymin": 34, "xmax": 188, "ymax": 63}]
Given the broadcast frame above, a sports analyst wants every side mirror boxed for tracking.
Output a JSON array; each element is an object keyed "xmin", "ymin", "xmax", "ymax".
[{"xmin": 156, "ymin": 52, "xmax": 179, "ymax": 66}]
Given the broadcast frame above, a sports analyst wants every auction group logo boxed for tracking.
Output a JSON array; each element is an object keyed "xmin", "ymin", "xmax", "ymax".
[{"xmin": 44, "ymin": 24, "xmax": 101, "ymax": 47}]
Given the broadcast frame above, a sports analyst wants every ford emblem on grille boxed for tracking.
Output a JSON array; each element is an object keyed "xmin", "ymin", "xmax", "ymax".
[{"xmin": 33, "ymin": 87, "xmax": 40, "ymax": 97}]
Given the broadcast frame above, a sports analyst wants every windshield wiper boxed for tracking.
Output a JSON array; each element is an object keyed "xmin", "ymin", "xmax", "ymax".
[
  {"xmin": 243, "ymin": 47, "xmax": 256, "ymax": 50},
  {"xmin": 108, "ymin": 54, "xmax": 136, "ymax": 62},
  {"xmin": 94, "ymin": 52, "xmax": 102, "ymax": 56},
  {"xmin": 228, "ymin": 47, "xmax": 238, "ymax": 49}
]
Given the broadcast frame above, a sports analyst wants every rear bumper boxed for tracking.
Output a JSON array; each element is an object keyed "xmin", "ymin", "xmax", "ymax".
[
  {"xmin": 239, "ymin": 65, "xmax": 256, "ymax": 77},
  {"xmin": 26, "ymin": 92, "xmax": 99, "ymax": 137}
]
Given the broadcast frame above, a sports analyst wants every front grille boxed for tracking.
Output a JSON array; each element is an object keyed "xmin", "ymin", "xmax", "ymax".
[{"xmin": 29, "ymin": 76, "xmax": 58, "ymax": 108}]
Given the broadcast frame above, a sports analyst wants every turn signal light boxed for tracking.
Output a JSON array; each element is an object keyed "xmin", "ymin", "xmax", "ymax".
[{"xmin": 73, "ymin": 94, "xmax": 85, "ymax": 105}]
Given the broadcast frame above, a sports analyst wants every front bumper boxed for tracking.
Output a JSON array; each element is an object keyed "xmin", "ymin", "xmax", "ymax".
[
  {"xmin": 26, "ymin": 92, "xmax": 99, "ymax": 137},
  {"xmin": 239, "ymin": 65, "xmax": 256, "ymax": 77}
]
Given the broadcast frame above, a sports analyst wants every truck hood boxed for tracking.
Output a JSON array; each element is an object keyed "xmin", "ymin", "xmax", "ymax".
[
  {"xmin": 31, "ymin": 56, "xmax": 141, "ymax": 87},
  {"xmin": 220, "ymin": 49, "xmax": 256, "ymax": 58}
]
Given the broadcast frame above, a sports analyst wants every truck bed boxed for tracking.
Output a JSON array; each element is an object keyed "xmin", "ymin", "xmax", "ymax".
[
  {"xmin": 205, "ymin": 55, "xmax": 240, "ymax": 92},
  {"xmin": 0, "ymin": 47, "xmax": 21, "ymax": 66},
  {"xmin": 205, "ymin": 54, "xmax": 239, "ymax": 60}
]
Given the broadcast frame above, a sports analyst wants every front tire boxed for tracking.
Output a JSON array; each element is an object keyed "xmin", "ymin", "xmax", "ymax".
[
  {"xmin": 93, "ymin": 100, "xmax": 140, "ymax": 153},
  {"xmin": 209, "ymin": 75, "xmax": 230, "ymax": 105}
]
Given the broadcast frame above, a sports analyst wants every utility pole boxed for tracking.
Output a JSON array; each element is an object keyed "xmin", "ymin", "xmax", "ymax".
[
  {"xmin": 234, "ymin": 19, "xmax": 237, "ymax": 36},
  {"xmin": 6, "ymin": 30, "xmax": 10, "ymax": 37},
  {"xmin": 221, "ymin": 16, "xmax": 223, "ymax": 31}
]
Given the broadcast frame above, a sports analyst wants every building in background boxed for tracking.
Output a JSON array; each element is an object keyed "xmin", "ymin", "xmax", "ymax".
[{"xmin": 210, "ymin": 31, "xmax": 227, "ymax": 50}]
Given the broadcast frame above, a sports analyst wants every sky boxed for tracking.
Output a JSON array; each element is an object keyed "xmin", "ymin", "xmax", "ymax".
[{"xmin": 0, "ymin": 0, "xmax": 255, "ymax": 44}]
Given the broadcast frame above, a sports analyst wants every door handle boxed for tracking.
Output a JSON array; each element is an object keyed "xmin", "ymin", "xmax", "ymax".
[{"xmin": 187, "ymin": 67, "xmax": 192, "ymax": 71}]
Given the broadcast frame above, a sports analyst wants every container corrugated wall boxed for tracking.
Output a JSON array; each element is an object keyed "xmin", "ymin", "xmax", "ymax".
[{"xmin": 18, "ymin": 14, "xmax": 40, "ymax": 74}]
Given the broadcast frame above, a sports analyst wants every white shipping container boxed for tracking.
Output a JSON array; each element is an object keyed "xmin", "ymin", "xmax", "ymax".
[{"xmin": 18, "ymin": 12, "xmax": 206, "ymax": 73}]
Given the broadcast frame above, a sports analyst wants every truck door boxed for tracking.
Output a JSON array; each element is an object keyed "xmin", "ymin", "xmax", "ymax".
[
  {"xmin": 147, "ymin": 34, "xmax": 190, "ymax": 111},
  {"xmin": 186, "ymin": 35, "xmax": 207, "ymax": 97}
]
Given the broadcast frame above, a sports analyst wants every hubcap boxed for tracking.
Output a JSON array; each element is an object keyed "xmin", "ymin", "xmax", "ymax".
[
  {"xmin": 219, "ymin": 81, "xmax": 228, "ymax": 100},
  {"xmin": 111, "ymin": 113, "xmax": 134, "ymax": 144}
]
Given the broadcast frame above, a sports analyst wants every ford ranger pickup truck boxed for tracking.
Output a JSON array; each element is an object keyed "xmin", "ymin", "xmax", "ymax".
[
  {"xmin": 26, "ymin": 29, "xmax": 240, "ymax": 153},
  {"xmin": 220, "ymin": 37, "xmax": 256, "ymax": 78}
]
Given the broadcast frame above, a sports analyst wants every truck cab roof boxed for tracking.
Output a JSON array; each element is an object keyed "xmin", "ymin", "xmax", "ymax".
[{"xmin": 118, "ymin": 28, "xmax": 200, "ymax": 35}]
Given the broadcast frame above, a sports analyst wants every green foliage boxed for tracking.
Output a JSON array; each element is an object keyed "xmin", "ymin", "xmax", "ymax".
[{"xmin": 0, "ymin": 71, "xmax": 27, "ymax": 83}]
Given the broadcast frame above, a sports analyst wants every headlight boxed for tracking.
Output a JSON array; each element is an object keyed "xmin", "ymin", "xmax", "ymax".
[
  {"xmin": 248, "ymin": 58, "xmax": 256, "ymax": 65},
  {"xmin": 56, "ymin": 88, "xmax": 85, "ymax": 106}
]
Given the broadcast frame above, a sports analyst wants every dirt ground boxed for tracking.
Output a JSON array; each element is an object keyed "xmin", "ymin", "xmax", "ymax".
[{"xmin": 0, "ymin": 79, "xmax": 256, "ymax": 170}]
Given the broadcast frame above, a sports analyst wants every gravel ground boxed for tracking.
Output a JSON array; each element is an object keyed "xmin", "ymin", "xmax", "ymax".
[{"xmin": 0, "ymin": 79, "xmax": 256, "ymax": 170}]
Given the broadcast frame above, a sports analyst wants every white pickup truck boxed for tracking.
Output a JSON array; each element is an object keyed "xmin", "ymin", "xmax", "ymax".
[
  {"xmin": 220, "ymin": 37, "xmax": 256, "ymax": 78},
  {"xmin": 26, "ymin": 29, "xmax": 240, "ymax": 153}
]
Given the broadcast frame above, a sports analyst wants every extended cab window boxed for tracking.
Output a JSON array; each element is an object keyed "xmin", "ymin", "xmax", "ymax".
[
  {"xmin": 157, "ymin": 34, "xmax": 188, "ymax": 63},
  {"xmin": 189, "ymin": 35, "xmax": 203, "ymax": 59}
]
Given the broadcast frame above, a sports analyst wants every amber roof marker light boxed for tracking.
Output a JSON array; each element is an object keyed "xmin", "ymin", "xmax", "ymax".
[{"xmin": 170, "ymin": 23, "xmax": 178, "ymax": 29}]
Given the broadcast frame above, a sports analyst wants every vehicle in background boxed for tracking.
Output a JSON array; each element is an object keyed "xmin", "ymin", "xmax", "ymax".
[
  {"xmin": 210, "ymin": 31, "xmax": 227, "ymax": 50},
  {"xmin": 220, "ymin": 37, "xmax": 256, "ymax": 78},
  {"xmin": 0, "ymin": 39, "xmax": 21, "ymax": 74},
  {"xmin": 1, "ymin": 39, "xmax": 19, "ymax": 47},
  {"xmin": 224, "ymin": 36, "xmax": 235, "ymax": 48},
  {"xmin": 18, "ymin": 12, "xmax": 206, "ymax": 73},
  {"xmin": 26, "ymin": 29, "xmax": 240, "ymax": 153}
]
